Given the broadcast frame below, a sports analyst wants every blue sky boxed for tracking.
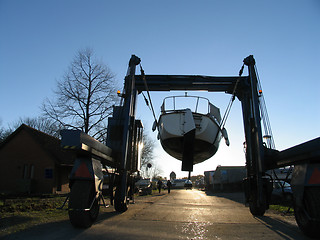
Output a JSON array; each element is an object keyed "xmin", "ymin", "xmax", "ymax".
[{"xmin": 1, "ymin": 0, "xmax": 319, "ymax": 178}]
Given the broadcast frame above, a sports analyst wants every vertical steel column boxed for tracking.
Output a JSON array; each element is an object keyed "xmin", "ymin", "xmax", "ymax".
[
  {"xmin": 241, "ymin": 55, "xmax": 267, "ymax": 215},
  {"xmin": 245, "ymin": 56, "xmax": 265, "ymax": 175},
  {"xmin": 118, "ymin": 55, "xmax": 141, "ymax": 205}
]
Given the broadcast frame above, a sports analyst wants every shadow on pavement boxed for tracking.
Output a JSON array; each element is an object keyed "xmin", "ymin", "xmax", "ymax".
[
  {"xmin": 1, "ymin": 210, "xmax": 121, "ymax": 240},
  {"xmin": 255, "ymin": 216, "xmax": 311, "ymax": 240},
  {"xmin": 0, "ymin": 215, "xmax": 33, "ymax": 230},
  {"xmin": 205, "ymin": 190, "xmax": 245, "ymax": 205},
  {"xmin": 1, "ymin": 219, "xmax": 75, "ymax": 240},
  {"xmin": 204, "ymin": 191, "xmax": 311, "ymax": 239},
  {"xmin": 95, "ymin": 210, "xmax": 121, "ymax": 224}
]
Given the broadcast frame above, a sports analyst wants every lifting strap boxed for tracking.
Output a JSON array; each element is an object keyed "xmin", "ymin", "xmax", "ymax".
[
  {"xmin": 220, "ymin": 64, "xmax": 244, "ymax": 129},
  {"xmin": 140, "ymin": 65, "xmax": 159, "ymax": 129}
]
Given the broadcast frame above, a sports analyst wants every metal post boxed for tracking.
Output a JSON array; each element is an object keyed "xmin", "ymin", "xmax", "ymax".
[
  {"xmin": 116, "ymin": 55, "xmax": 141, "ymax": 210},
  {"xmin": 241, "ymin": 55, "xmax": 268, "ymax": 215}
]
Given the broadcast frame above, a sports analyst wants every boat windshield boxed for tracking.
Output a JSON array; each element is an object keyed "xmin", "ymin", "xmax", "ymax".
[{"xmin": 161, "ymin": 95, "xmax": 211, "ymax": 115}]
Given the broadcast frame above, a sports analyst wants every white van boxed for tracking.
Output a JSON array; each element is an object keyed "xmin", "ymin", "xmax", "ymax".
[{"xmin": 173, "ymin": 179, "xmax": 186, "ymax": 189}]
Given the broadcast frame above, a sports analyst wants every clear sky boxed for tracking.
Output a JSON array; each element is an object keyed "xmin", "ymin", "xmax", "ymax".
[{"xmin": 1, "ymin": 0, "xmax": 319, "ymax": 178}]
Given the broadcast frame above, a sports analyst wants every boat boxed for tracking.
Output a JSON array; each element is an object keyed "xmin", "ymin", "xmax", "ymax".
[{"xmin": 153, "ymin": 94, "xmax": 229, "ymax": 171}]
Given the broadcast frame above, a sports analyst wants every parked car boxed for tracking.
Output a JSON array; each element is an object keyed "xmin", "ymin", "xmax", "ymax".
[
  {"xmin": 173, "ymin": 179, "xmax": 187, "ymax": 189},
  {"xmin": 135, "ymin": 179, "xmax": 152, "ymax": 195},
  {"xmin": 271, "ymin": 180, "xmax": 293, "ymax": 203},
  {"xmin": 184, "ymin": 180, "xmax": 193, "ymax": 189}
]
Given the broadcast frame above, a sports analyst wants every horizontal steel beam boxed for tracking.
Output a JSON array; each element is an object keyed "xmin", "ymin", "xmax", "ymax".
[
  {"xmin": 266, "ymin": 137, "xmax": 320, "ymax": 169},
  {"xmin": 133, "ymin": 75, "xmax": 247, "ymax": 93},
  {"xmin": 60, "ymin": 129, "xmax": 114, "ymax": 163}
]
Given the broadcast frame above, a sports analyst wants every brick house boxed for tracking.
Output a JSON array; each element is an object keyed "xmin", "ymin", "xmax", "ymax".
[{"xmin": 0, "ymin": 124, "xmax": 75, "ymax": 194}]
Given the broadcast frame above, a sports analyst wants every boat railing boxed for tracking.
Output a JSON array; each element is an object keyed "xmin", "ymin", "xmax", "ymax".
[
  {"xmin": 161, "ymin": 95, "xmax": 222, "ymax": 123},
  {"xmin": 161, "ymin": 95, "xmax": 211, "ymax": 115}
]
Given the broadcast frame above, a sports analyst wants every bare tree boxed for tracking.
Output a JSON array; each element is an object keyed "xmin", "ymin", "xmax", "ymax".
[
  {"xmin": 140, "ymin": 132, "xmax": 155, "ymax": 169},
  {"xmin": 149, "ymin": 163, "xmax": 163, "ymax": 180},
  {"xmin": 0, "ymin": 119, "xmax": 11, "ymax": 142},
  {"xmin": 139, "ymin": 132, "xmax": 163, "ymax": 179},
  {"xmin": 42, "ymin": 48, "xmax": 117, "ymax": 141}
]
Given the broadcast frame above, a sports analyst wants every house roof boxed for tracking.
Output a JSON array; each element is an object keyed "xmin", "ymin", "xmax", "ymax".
[
  {"xmin": 0, "ymin": 124, "xmax": 75, "ymax": 166},
  {"xmin": 215, "ymin": 166, "xmax": 246, "ymax": 172}
]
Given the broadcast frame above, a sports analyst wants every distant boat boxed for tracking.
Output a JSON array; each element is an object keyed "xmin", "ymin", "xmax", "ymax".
[{"xmin": 153, "ymin": 95, "xmax": 229, "ymax": 171}]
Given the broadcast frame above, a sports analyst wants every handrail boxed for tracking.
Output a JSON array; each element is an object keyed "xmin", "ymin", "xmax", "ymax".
[{"xmin": 161, "ymin": 95, "xmax": 211, "ymax": 114}]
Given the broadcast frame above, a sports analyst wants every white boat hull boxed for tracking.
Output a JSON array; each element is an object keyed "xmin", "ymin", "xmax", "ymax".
[{"xmin": 158, "ymin": 111, "xmax": 222, "ymax": 164}]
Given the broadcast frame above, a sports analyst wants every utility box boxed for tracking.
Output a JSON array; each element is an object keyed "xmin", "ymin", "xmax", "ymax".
[
  {"xmin": 107, "ymin": 106, "xmax": 124, "ymax": 161},
  {"xmin": 107, "ymin": 106, "xmax": 143, "ymax": 172}
]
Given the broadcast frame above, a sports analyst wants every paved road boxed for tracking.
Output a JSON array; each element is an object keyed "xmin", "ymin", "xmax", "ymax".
[{"xmin": 4, "ymin": 189, "xmax": 312, "ymax": 240}]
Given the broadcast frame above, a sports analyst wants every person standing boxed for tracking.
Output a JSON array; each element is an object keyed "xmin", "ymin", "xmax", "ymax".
[
  {"xmin": 157, "ymin": 179, "xmax": 163, "ymax": 193},
  {"xmin": 167, "ymin": 179, "xmax": 172, "ymax": 193}
]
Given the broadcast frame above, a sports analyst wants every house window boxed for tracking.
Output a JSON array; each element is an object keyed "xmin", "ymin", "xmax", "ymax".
[
  {"xmin": 23, "ymin": 164, "xmax": 29, "ymax": 179},
  {"xmin": 30, "ymin": 165, "xmax": 35, "ymax": 179},
  {"xmin": 23, "ymin": 164, "xmax": 35, "ymax": 179},
  {"xmin": 45, "ymin": 168, "xmax": 53, "ymax": 179}
]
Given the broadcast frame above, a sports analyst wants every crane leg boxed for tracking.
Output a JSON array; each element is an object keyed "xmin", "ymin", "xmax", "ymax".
[
  {"xmin": 244, "ymin": 176, "xmax": 272, "ymax": 216},
  {"xmin": 114, "ymin": 173, "xmax": 130, "ymax": 212},
  {"xmin": 68, "ymin": 180, "xmax": 99, "ymax": 228},
  {"xmin": 291, "ymin": 164, "xmax": 320, "ymax": 238}
]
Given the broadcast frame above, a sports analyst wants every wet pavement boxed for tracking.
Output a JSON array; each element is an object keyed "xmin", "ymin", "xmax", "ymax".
[{"xmin": 3, "ymin": 189, "xmax": 312, "ymax": 239}]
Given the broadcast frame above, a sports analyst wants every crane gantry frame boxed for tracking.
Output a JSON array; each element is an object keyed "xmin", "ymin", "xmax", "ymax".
[{"xmin": 61, "ymin": 55, "xmax": 320, "ymax": 238}]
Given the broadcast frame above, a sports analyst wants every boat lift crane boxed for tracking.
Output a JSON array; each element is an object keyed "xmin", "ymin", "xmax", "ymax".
[{"xmin": 60, "ymin": 55, "xmax": 320, "ymax": 238}]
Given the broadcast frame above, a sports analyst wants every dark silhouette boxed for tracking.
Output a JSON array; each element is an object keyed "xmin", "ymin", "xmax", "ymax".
[
  {"xmin": 157, "ymin": 179, "xmax": 163, "ymax": 193},
  {"xmin": 167, "ymin": 180, "xmax": 172, "ymax": 193}
]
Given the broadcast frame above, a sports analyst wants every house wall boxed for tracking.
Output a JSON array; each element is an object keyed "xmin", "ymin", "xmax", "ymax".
[
  {"xmin": 212, "ymin": 167, "xmax": 246, "ymax": 192},
  {"xmin": 204, "ymin": 170, "xmax": 215, "ymax": 190},
  {"xmin": 0, "ymin": 130, "xmax": 56, "ymax": 194},
  {"xmin": 55, "ymin": 165, "xmax": 72, "ymax": 193}
]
